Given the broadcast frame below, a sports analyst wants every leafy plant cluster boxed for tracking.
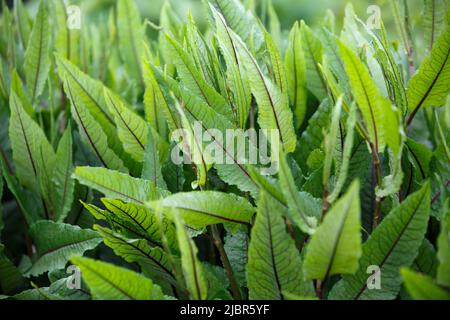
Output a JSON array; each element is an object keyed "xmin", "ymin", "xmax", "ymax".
[{"xmin": 0, "ymin": 0, "xmax": 449, "ymax": 300}]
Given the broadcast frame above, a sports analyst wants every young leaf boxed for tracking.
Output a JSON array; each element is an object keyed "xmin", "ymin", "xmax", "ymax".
[
  {"xmin": 303, "ymin": 181, "xmax": 362, "ymax": 280},
  {"xmin": 24, "ymin": 0, "xmax": 50, "ymax": 105},
  {"xmin": 25, "ymin": 221, "xmax": 102, "ymax": 277},
  {"xmin": 71, "ymin": 256, "xmax": 165, "ymax": 300},
  {"xmin": 300, "ymin": 21, "xmax": 327, "ymax": 100},
  {"xmin": 330, "ymin": 182, "xmax": 431, "ymax": 300},
  {"xmin": 285, "ymin": 21, "xmax": 307, "ymax": 128},
  {"xmin": 52, "ymin": 126, "xmax": 74, "ymax": 222},
  {"xmin": 165, "ymin": 34, "xmax": 232, "ymax": 120},
  {"xmin": 247, "ymin": 191, "xmax": 312, "ymax": 299},
  {"xmin": 116, "ymin": 0, "xmax": 144, "ymax": 83},
  {"xmin": 233, "ymin": 31, "xmax": 297, "ymax": 153}
]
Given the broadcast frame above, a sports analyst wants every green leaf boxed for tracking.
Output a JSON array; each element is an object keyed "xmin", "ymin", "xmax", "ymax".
[
  {"xmin": 328, "ymin": 102, "xmax": 357, "ymax": 203},
  {"xmin": 407, "ymin": 24, "xmax": 450, "ymax": 116},
  {"xmin": 52, "ymin": 0, "xmax": 80, "ymax": 64},
  {"xmin": 14, "ymin": 0, "xmax": 32, "ymax": 49},
  {"xmin": 294, "ymin": 99, "xmax": 331, "ymax": 173},
  {"xmin": 401, "ymin": 268, "xmax": 450, "ymax": 300},
  {"xmin": 339, "ymin": 40, "xmax": 401, "ymax": 156},
  {"xmin": 300, "ymin": 21, "xmax": 327, "ymax": 100},
  {"xmin": 9, "ymin": 91, "xmax": 54, "ymax": 196},
  {"xmin": 116, "ymin": 0, "xmax": 144, "ymax": 83},
  {"xmin": 174, "ymin": 217, "xmax": 207, "ymax": 300},
  {"xmin": 142, "ymin": 128, "xmax": 167, "ymax": 189},
  {"xmin": 423, "ymin": 0, "xmax": 448, "ymax": 53},
  {"xmin": 330, "ymin": 182, "xmax": 431, "ymax": 300},
  {"xmin": 74, "ymin": 166, "xmax": 168, "ymax": 205},
  {"xmin": 72, "ymin": 256, "xmax": 165, "ymax": 300},
  {"xmin": 285, "ymin": 21, "xmax": 307, "ymax": 128},
  {"xmin": 94, "ymin": 225, "xmax": 176, "ymax": 284},
  {"xmin": 104, "ymin": 88, "xmax": 168, "ymax": 163},
  {"xmin": 64, "ymin": 77, "xmax": 128, "ymax": 173},
  {"xmin": 304, "ymin": 181, "xmax": 362, "ymax": 280},
  {"xmin": 52, "ymin": 126, "xmax": 74, "ymax": 222},
  {"xmin": 56, "ymin": 55, "xmax": 131, "ymax": 170},
  {"xmin": 278, "ymin": 152, "xmax": 319, "ymax": 235},
  {"xmin": 150, "ymin": 191, "xmax": 254, "ymax": 230},
  {"xmin": 210, "ymin": 5, "xmax": 251, "ymax": 128},
  {"xmin": 25, "ymin": 221, "xmax": 102, "ymax": 277},
  {"xmin": 209, "ymin": 0, "xmax": 264, "ymax": 52},
  {"xmin": 233, "ymin": 31, "xmax": 297, "ymax": 153},
  {"xmin": 24, "ymin": 0, "xmax": 50, "ymax": 104},
  {"xmin": 165, "ymin": 34, "xmax": 232, "ymax": 120},
  {"xmin": 247, "ymin": 191, "xmax": 312, "ymax": 299},
  {"xmin": 100, "ymin": 198, "xmax": 177, "ymax": 250}
]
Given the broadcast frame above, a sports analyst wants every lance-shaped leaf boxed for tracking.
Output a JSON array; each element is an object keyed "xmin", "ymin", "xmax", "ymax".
[
  {"xmin": 174, "ymin": 100, "xmax": 211, "ymax": 188},
  {"xmin": 423, "ymin": 0, "xmax": 448, "ymax": 52},
  {"xmin": 142, "ymin": 128, "xmax": 167, "ymax": 189},
  {"xmin": 53, "ymin": 0, "xmax": 80, "ymax": 64},
  {"xmin": 165, "ymin": 34, "xmax": 232, "ymax": 119},
  {"xmin": 24, "ymin": 0, "xmax": 50, "ymax": 104},
  {"xmin": 300, "ymin": 21, "xmax": 327, "ymax": 100},
  {"xmin": 285, "ymin": 21, "xmax": 307, "ymax": 128},
  {"xmin": 56, "ymin": 55, "xmax": 129, "ymax": 164},
  {"xmin": 150, "ymin": 65, "xmax": 259, "ymax": 195},
  {"xmin": 174, "ymin": 217, "xmax": 207, "ymax": 300},
  {"xmin": 104, "ymin": 89, "xmax": 168, "ymax": 163},
  {"xmin": 278, "ymin": 152, "xmax": 319, "ymax": 235},
  {"xmin": 25, "ymin": 221, "xmax": 102, "ymax": 277},
  {"xmin": 94, "ymin": 225, "xmax": 176, "ymax": 284},
  {"xmin": 117, "ymin": 0, "xmax": 144, "ymax": 83},
  {"xmin": 71, "ymin": 256, "xmax": 165, "ymax": 300},
  {"xmin": 233, "ymin": 32, "xmax": 297, "ymax": 153},
  {"xmin": 437, "ymin": 211, "xmax": 450, "ymax": 287},
  {"xmin": 52, "ymin": 126, "xmax": 74, "ymax": 222},
  {"xmin": 303, "ymin": 181, "xmax": 362, "ymax": 280},
  {"xmin": 142, "ymin": 58, "xmax": 180, "ymax": 133},
  {"xmin": 150, "ymin": 191, "xmax": 254, "ymax": 230},
  {"xmin": 64, "ymin": 77, "xmax": 127, "ymax": 173},
  {"xmin": 74, "ymin": 167, "xmax": 168, "ymax": 205},
  {"xmin": 247, "ymin": 191, "xmax": 312, "ymax": 300},
  {"xmin": 210, "ymin": 5, "xmax": 251, "ymax": 128},
  {"xmin": 9, "ymin": 91, "xmax": 54, "ymax": 196},
  {"xmin": 401, "ymin": 268, "xmax": 450, "ymax": 300},
  {"xmin": 100, "ymin": 198, "xmax": 177, "ymax": 250},
  {"xmin": 328, "ymin": 103, "xmax": 357, "ymax": 203},
  {"xmin": 330, "ymin": 182, "xmax": 431, "ymax": 300},
  {"xmin": 209, "ymin": 0, "xmax": 264, "ymax": 52},
  {"xmin": 407, "ymin": 25, "xmax": 450, "ymax": 119},
  {"xmin": 14, "ymin": 0, "xmax": 32, "ymax": 49},
  {"xmin": 339, "ymin": 41, "xmax": 401, "ymax": 156}
]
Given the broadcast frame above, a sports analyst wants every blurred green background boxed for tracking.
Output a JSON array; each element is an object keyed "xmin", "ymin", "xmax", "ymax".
[
  {"xmin": 16, "ymin": 0, "xmax": 425, "ymax": 34},
  {"xmin": 82, "ymin": 0, "xmax": 424, "ymax": 30}
]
